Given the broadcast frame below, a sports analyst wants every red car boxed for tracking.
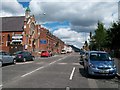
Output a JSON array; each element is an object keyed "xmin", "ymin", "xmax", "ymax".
[{"xmin": 41, "ymin": 51, "xmax": 51, "ymax": 57}]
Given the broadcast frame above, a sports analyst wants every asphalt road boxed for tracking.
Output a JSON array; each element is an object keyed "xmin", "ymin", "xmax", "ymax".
[{"xmin": 1, "ymin": 53, "xmax": 120, "ymax": 89}]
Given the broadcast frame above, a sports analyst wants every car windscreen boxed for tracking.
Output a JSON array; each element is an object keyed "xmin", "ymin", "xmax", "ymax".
[
  {"xmin": 42, "ymin": 51, "xmax": 47, "ymax": 53},
  {"xmin": 61, "ymin": 50, "xmax": 65, "ymax": 52},
  {"xmin": 90, "ymin": 52, "xmax": 112, "ymax": 61},
  {"xmin": 14, "ymin": 51, "xmax": 23, "ymax": 55}
]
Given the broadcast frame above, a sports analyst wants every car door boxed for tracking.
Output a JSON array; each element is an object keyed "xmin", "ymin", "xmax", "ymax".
[
  {"xmin": 23, "ymin": 52, "xmax": 28, "ymax": 60},
  {"xmin": 2, "ymin": 52, "xmax": 8, "ymax": 64},
  {"xmin": 4, "ymin": 52, "xmax": 13, "ymax": 63},
  {"xmin": 26, "ymin": 52, "xmax": 32, "ymax": 60}
]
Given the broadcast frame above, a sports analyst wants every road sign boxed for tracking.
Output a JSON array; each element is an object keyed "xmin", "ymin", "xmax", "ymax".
[{"xmin": 40, "ymin": 40, "xmax": 47, "ymax": 44}]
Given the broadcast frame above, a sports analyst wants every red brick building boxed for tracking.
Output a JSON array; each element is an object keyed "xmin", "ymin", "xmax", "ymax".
[
  {"xmin": 0, "ymin": 7, "xmax": 65, "ymax": 55},
  {"xmin": 0, "ymin": 16, "xmax": 25, "ymax": 53}
]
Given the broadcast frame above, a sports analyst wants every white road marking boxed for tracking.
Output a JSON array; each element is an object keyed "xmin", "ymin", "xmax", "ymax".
[
  {"xmin": 36, "ymin": 62, "xmax": 44, "ymax": 64},
  {"xmin": 69, "ymin": 67, "xmax": 76, "ymax": 80},
  {"xmin": 88, "ymin": 78, "xmax": 98, "ymax": 88},
  {"xmin": 58, "ymin": 63, "xmax": 67, "ymax": 65},
  {"xmin": 72, "ymin": 63, "xmax": 80, "ymax": 65},
  {"xmin": 0, "ymin": 84, "xmax": 2, "ymax": 87},
  {"xmin": 16, "ymin": 61, "xmax": 33, "ymax": 65},
  {"xmin": 21, "ymin": 66, "xmax": 44, "ymax": 77},
  {"xmin": 21, "ymin": 56, "xmax": 67, "ymax": 78}
]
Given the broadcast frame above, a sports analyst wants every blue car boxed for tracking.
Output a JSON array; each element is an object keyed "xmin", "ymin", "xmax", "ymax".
[{"xmin": 83, "ymin": 51, "xmax": 117, "ymax": 77}]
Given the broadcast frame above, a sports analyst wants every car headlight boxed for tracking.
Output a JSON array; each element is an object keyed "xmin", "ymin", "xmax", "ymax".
[{"xmin": 89, "ymin": 64, "xmax": 96, "ymax": 68}]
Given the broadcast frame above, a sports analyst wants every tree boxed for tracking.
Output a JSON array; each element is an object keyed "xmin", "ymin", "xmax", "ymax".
[
  {"xmin": 94, "ymin": 21, "xmax": 107, "ymax": 50},
  {"xmin": 107, "ymin": 21, "xmax": 120, "ymax": 50},
  {"xmin": 89, "ymin": 32, "xmax": 97, "ymax": 50},
  {"xmin": 84, "ymin": 41, "xmax": 89, "ymax": 50}
]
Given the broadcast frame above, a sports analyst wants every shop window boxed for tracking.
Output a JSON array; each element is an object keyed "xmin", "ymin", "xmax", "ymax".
[{"xmin": 30, "ymin": 23, "xmax": 35, "ymax": 35}]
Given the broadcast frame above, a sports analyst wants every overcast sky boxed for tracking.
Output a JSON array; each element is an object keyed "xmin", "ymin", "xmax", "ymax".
[{"xmin": 1, "ymin": 0, "xmax": 119, "ymax": 48}]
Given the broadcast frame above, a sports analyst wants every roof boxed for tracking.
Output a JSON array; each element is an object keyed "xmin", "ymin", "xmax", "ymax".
[{"xmin": 1, "ymin": 16, "xmax": 25, "ymax": 32}]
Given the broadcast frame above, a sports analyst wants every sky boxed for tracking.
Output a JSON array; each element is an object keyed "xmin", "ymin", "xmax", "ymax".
[{"xmin": 1, "ymin": 0, "xmax": 119, "ymax": 48}]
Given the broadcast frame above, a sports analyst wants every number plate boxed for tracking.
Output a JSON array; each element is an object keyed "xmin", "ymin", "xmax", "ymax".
[{"xmin": 99, "ymin": 70, "xmax": 109, "ymax": 73}]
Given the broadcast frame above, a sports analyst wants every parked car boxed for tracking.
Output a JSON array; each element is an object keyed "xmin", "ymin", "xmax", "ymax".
[
  {"xmin": 41, "ymin": 51, "xmax": 51, "ymax": 57},
  {"xmin": 13, "ymin": 51, "xmax": 35, "ymax": 62},
  {"xmin": 61, "ymin": 50, "xmax": 67, "ymax": 54},
  {"xmin": 0, "ymin": 51, "xmax": 16, "ymax": 65},
  {"xmin": 83, "ymin": 51, "xmax": 117, "ymax": 77}
]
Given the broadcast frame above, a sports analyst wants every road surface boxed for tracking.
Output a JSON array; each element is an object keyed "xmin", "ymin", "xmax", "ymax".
[{"xmin": 1, "ymin": 53, "xmax": 120, "ymax": 89}]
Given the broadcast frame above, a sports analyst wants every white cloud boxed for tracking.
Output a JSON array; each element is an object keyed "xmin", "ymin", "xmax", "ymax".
[
  {"xmin": 1, "ymin": 0, "xmax": 25, "ymax": 17},
  {"xmin": 28, "ymin": 0, "xmax": 119, "ymax": 2},
  {"xmin": 53, "ymin": 28, "xmax": 89, "ymax": 48},
  {"xmin": 29, "ymin": 1, "xmax": 118, "ymax": 32},
  {"xmin": 29, "ymin": 1, "xmax": 118, "ymax": 48}
]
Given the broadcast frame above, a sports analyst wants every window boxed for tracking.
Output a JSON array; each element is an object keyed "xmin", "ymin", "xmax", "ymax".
[
  {"xmin": 7, "ymin": 34, "xmax": 10, "ymax": 41},
  {"xmin": 30, "ymin": 23, "xmax": 35, "ymax": 35}
]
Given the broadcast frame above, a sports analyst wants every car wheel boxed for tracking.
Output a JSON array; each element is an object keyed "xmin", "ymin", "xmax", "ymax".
[
  {"xmin": 32, "ymin": 57, "xmax": 35, "ymax": 61},
  {"xmin": 110, "ymin": 75, "xmax": 116, "ymax": 79},
  {"xmin": 86, "ymin": 68, "xmax": 91, "ymax": 78},
  {"xmin": 23, "ymin": 58, "xmax": 26, "ymax": 62},
  {"xmin": 13, "ymin": 59, "xmax": 16, "ymax": 64}
]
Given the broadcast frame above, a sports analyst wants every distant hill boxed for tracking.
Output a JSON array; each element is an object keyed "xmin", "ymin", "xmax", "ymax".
[{"xmin": 68, "ymin": 45, "xmax": 80, "ymax": 52}]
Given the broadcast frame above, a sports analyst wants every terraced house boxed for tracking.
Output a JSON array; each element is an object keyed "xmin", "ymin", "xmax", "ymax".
[{"xmin": 0, "ymin": 7, "xmax": 65, "ymax": 55}]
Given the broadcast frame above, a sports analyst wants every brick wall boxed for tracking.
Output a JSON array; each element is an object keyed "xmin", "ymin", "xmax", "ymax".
[{"xmin": 0, "ymin": 31, "xmax": 22, "ymax": 52}]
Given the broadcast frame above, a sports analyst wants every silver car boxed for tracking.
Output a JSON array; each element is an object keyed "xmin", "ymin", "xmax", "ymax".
[{"xmin": 0, "ymin": 51, "xmax": 16, "ymax": 65}]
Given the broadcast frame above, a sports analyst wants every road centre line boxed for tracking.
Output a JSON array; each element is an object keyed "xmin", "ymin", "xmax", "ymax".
[
  {"xmin": 58, "ymin": 63, "xmax": 67, "ymax": 65},
  {"xmin": 21, "ymin": 56, "xmax": 67, "ymax": 78},
  {"xmin": 0, "ymin": 84, "xmax": 2, "ymax": 87},
  {"xmin": 69, "ymin": 67, "xmax": 76, "ymax": 80}
]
